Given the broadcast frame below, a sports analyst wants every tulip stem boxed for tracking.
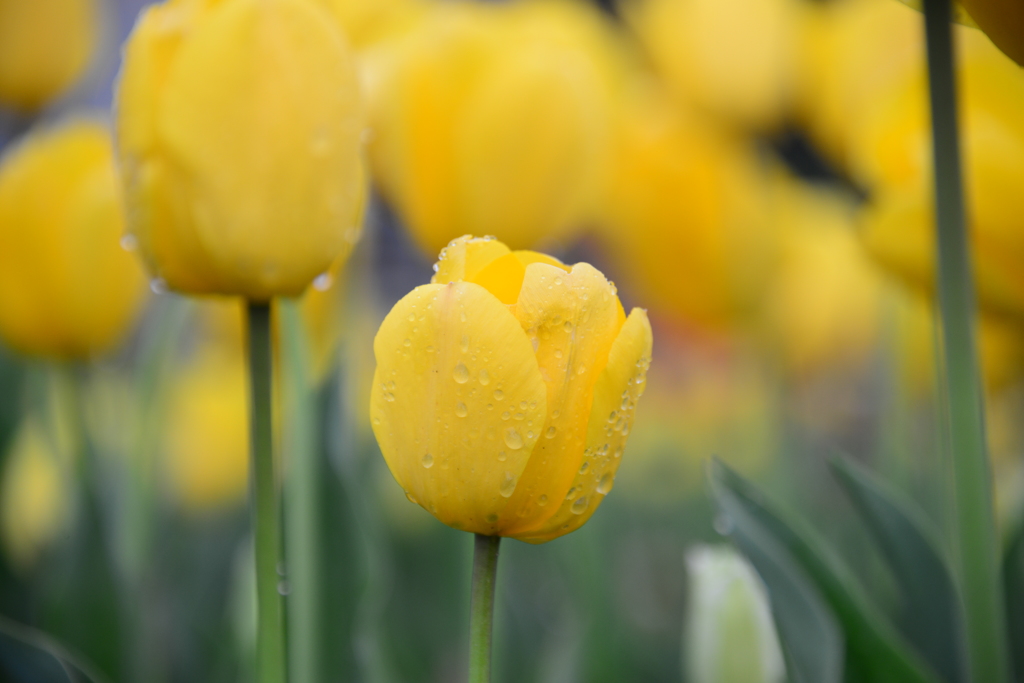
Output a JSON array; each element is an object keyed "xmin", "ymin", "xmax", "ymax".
[
  {"xmin": 921, "ymin": 0, "xmax": 1010, "ymax": 681},
  {"xmin": 248, "ymin": 302, "xmax": 287, "ymax": 683},
  {"xmin": 469, "ymin": 534, "xmax": 501, "ymax": 683}
]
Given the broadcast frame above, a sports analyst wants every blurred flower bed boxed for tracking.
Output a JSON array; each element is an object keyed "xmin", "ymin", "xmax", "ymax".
[{"xmin": 0, "ymin": 0, "xmax": 1022, "ymax": 681}]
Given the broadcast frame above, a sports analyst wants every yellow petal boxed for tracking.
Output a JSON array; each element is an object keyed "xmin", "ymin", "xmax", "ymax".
[
  {"xmin": 156, "ymin": 0, "xmax": 362, "ymax": 299},
  {"xmin": 469, "ymin": 250, "xmax": 569, "ymax": 305},
  {"xmin": 514, "ymin": 308, "xmax": 652, "ymax": 543},
  {"xmin": 370, "ymin": 281, "xmax": 547, "ymax": 534},
  {"xmin": 431, "ymin": 234, "xmax": 511, "ymax": 285},
  {"xmin": 499, "ymin": 262, "xmax": 624, "ymax": 534}
]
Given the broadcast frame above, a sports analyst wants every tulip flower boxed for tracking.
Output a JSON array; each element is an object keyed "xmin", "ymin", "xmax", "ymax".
[
  {"xmin": 372, "ymin": 235, "xmax": 652, "ymax": 542},
  {"xmin": 684, "ymin": 545, "xmax": 786, "ymax": 683},
  {"xmin": 957, "ymin": 0, "xmax": 1024, "ymax": 66},
  {"xmin": 371, "ymin": 235, "xmax": 650, "ymax": 682},
  {"xmin": 0, "ymin": 419, "xmax": 71, "ymax": 572},
  {"xmin": 366, "ymin": 0, "xmax": 618, "ymax": 254},
  {"xmin": 856, "ymin": 27, "xmax": 1024, "ymax": 320},
  {"xmin": 115, "ymin": 0, "xmax": 364, "ymax": 301},
  {"xmin": 0, "ymin": 0, "xmax": 99, "ymax": 111},
  {"xmin": 316, "ymin": 0, "xmax": 427, "ymax": 49},
  {"xmin": 625, "ymin": 0, "xmax": 806, "ymax": 130},
  {"xmin": 0, "ymin": 120, "xmax": 147, "ymax": 359},
  {"xmin": 598, "ymin": 87, "xmax": 777, "ymax": 333}
]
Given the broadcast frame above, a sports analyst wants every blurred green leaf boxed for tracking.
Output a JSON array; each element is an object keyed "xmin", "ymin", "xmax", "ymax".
[
  {"xmin": 830, "ymin": 456, "xmax": 966, "ymax": 683},
  {"xmin": 710, "ymin": 463, "xmax": 843, "ymax": 683},
  {"xmin": 0, "ymin": 616, "xmax": 108, "ymax": 683},
  {"xmin": 1003, "ymin": 522, "xmax": 1024, "ymax": 683},
  {"xmin": 708, "ymin": 459, "xmax": 941, "ymax": 683}
]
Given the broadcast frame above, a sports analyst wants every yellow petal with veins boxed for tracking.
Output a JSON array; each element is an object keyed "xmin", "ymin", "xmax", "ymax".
[
  {"xmin": 432, "ymin": 234, "xmax": 511, "ymax": 285},
  {"xmin": 514, "ymin": 308, "xmax": 652, "ymax": 543},
  {"xmin": 370, "ymin": 281, "xmax": 547, "ymax": 535},
  {"xmin": 500, "ymin": 262, "xmax": 624, "ymax": 534}
]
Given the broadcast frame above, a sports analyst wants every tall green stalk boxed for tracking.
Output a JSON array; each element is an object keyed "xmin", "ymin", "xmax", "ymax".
[
  {"xmin": 920, "ymin": 1, "xmax": 1010, "ymax": 680},
  {"xmin": 469, "ymin": 534, "xmax": 501, "ymax": 683},
  {"xmin": 280, "ymin": 299, "xmax": 321, "ymax": 683},
  {"xmin": 248, "ymin": 303, "xmax": 286, "ymax": 683}
]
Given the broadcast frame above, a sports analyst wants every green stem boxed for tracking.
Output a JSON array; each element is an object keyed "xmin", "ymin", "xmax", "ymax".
[
  {"xmin": 469, "ymin": 534, "xmax": 501, "ymax": 683},
  {"xmin": 921, "ymin": 1, "xmax": 1010, "ymax": 681},
  {"xmin": 248, "ymin": 302, "xmax": 286, "ymax": 683},
  {"xmin": 280, "ymin": 299, "xmax": 320, "ymax": 683}
]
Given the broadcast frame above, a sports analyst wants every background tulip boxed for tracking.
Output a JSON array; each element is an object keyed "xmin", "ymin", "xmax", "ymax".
[
  {"xmin": 115, "ymin": 0, "xmax": 364, "ymax": 300},
  {"xmin": 367, "ymin": 0, "xmax": 617, "ymax": 254},
  {"xmin": 684, "ymin": 545, "xmax": 785, "ymax": 683},
  {"xmin": 371, "ymin": 236, "xmax": 652, "ymax": 543},
  {"xmin": 0, "ymin": 119, "xmax": 147, "ymax": 359},
  {"xmin": 0, "ymin": 0, "xmax": 99, "ymax": 112}
]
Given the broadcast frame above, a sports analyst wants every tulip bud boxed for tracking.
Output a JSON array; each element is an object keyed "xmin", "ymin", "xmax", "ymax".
[
  {"xmin": 1, "ymin": 419, "xmax": 71, "ymax": 572},
  {"xmin": 0, "ymin": 120, "xmax": 147, "ymax": 359},
  {"xmin": 370, "ymin": 236, "xmax": 652, "ymax": 543},
  {"xmin": 0, "ymin": 0, "xmax": 99, "ymax": 111},
  {"xmin": 684, "ymin": 545, "xmax": 786, "ymax": 683},
  {"xmin": 115, "ymin": 0, "xmax": 364, "ymax": 301},
  {"xmin": 367, "ymin": 0, "xmax": 616, "ymax": 254}
]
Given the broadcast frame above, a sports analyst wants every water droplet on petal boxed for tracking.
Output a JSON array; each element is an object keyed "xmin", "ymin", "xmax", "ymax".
[
  {"xmin": 545, "ymin": 426, "xmax": 557, "ymax": 439},
  {"xmin": 455, "ymin": 402, "xmax": 468, "ymax": 418},
  {"xmin": 478, "ymin": 369, "xmax": 491, "ymax": 386},
  {"xmin": 504, "ymin": 428, "xmax": 524, "ymax": 450},
  {"xmin": 405, "ymin": 491, "xmax": 419, "ymax": 504},
  {"xmin": 578, "ymin": 462, "xmax": 589, "ymax": 474},
  {"xmin": 497, "ymin": 451, "xmax": 507, "ymax": 462},
  {"xmin": 493, "ymin": 389, "xmax": 504, "ymax": 401},
  {"xmin": 597, "ymin": 473, "xmax": 614, "ymax": 495},
  {"xmin": 571, "ymin": 497, "xmax": 588, "ymax": 515},
  {"xmin": 563, "ymin": 320, "xmax": 573, "ymax": 332},
  {"xmin": 565, "ymin": 486, "xmax": 579, "ymax": 501},
  {"xmin": 120, "ymin": 234, "xmax": 137, "ymax": 252},
  {"xmin": 421, "ymin": 453, "xmax": 434, "ymax": 469},
  {"xmin": 501, "ymin": 411, "xmax": 511, "ymax": 420},
  {"xmin": 313, "ymin": 272, "xmax": 332, "ymax": 291},
  {"xmin": 537, "ymin": 494, "xmax": 549, "ymax": 506},
  {"xmin": 499, "ymin": 472, "xmax": 517, "ymax": 498},
  {"xmin": 460, "ymin": 335, "xmax": 470, "ymax": 352},
  {"xmin": 453, "ymin": 362, "xmax": 470, "ymax": 383},
  {"xmin": 278, "ymin": 580, "xmax": 291, "ymax": 596}
]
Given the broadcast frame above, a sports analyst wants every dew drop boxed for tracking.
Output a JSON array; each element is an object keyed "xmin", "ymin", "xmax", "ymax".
[
  {"xmin": 571, "ymin": 497, "xmax": 588, "ymax": 515},
  {"xmin": 499, "ymin": 472, "xmax": 517, "ymax": 498},
  {"xmin": 607, "ymin": 410, "xmax": 617, "ymax": 423},
  {"xmin": 504, "ymin": 428, "xmax": 524, "ymax": 450},
  {"xmin": 579, "ymin": 462, "xmax": 589, "ymax": 474},
  {"xmin": 497, "ymin": 451, "xmax": 507, "ymax": 462},
  {"xmin": 563, "ymin": 320, "xmax": 573, "ymax": 332},
  {"xmin": 493, "ymin": 389, "xmax": 504, "ymax": 401},
  {"xmin": 455, "ymin": 402, "xmax": 468, "ymax": 418},
  {"xmin": 554, "ymin": 349, "xmax": 563, "ymax": 359},
  {"xmin": 545, "ymin": 426, "xmax": 557, "ymax": 439},
  {"xmin": 501, "ymin": 411, "xmax": 511, "ymax": 420},
  {"xmin": 554, "ymin": 276, "xmax": 563, "ymax": 286},
  {"xmin": 313, "ymin": 272, "xmax": 332, "ymax": 291},
  {"xmin": 614, "ymin": 447, "xmax": 624, "ymax": 459},
  {"xmin": 421, "ymin": 453, "xmax": 434, "ymax": 469},
  {"xmin": 405, "ymin": 491, "xmax": 419, "ymax": 504},
  {"xmin": 408, "ymin": 312, "xmax": 417, "ymax": 322},
  {"xmin": 150, "ymin": 278, "xmax": 167, "ymax": 295},
  {"xmin": 597, "ymin": 473, "xmax": 614, "ymax": 495},
  {"xmin": 120, "ymin": 234, "xmax": 137, "ymax": 252},
  {"xmin": 537, "ymin": 494, "xmax": 549, "ymax": 506},
  {"xmin": 565, "ymin": 486, "xmax": 579, "ymax": 501},
  {"xmin": 403, "ymin": 338, "xmax": 412, "ymax": 347},
  {"xmin": 478, "ymin": 369, "xmax": 491, "ymax": 385},
  {"xmin": 453, "ymin": 362, "xmax": 470, "ymax": 383},
  {"xmin": 278, "ymin": 580, "xmax": 291, "ymax": 596},
  {"xmin": 460, "ymin": 335, "xmax": 470, "ymax": 353}
]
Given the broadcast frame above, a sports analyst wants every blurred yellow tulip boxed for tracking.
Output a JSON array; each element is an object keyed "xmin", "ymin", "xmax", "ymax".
[
  {"xmin": 0, "ymin": 419, "xmax": 71, "ymax": 571},
  {"xmin": 762, "ymin": 182, "xmax": 883, "ymax": 377},
  {"xmin": 367, "ymin": 0, "xmax": 618, "ymax": 254},
  {"xmin": 316, "ymin": 0, "xmax": 427, "ymax": 49},
  {"xmin": 115, "ymin": 0, "xmax": 364, "ymax": 301},
  {"xmin": 857, "ymin": 27, "xmax": 1024, "ymax": 320},
  {"xmin": 0, "ymin": 0, "xmax": 99, "ymax": 111},
  {"xmin": 599, "ymin": 87, "xmax": 777, "ymax": 333},
  {"xmin": 0, "ymin": 120, "xmax": 147, "ymax": 359},
  {"xmin": 165, "ymin": 344, "xmax": 249, "ymax": 511},
  {"xmin": 625, "ymin": 0, "xmax": 806, "ymax": 130},
  {"xmin": 370, "ymin": 236, "xmax": 652, "ymax": 543}
]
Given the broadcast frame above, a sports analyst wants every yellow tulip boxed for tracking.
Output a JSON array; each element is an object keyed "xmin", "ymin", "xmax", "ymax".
[
  {"xmin": 115, "ymin": 0, "xmax": 364, "ymax": 301},
  {"xmin": 598, "ymin": 87, "xmax": 777, "ymax": 333},
  {"xmin": 370, "ymin": 236, "xmax": 652, "ymax": 543},
  {"xmin": 165, "ymin": 342, "xmax": 250, "ymax": 511},
  {"xmin": 0, "ymin": 419, "xmax": 71, "ymax": 571},
  {"xmin": 762, "ymin": 182, "xmax": 883, "ymax": 377},
  {"xmin": 367, "ymin": 0, "xmax": 617, "ymax": 254},
  {"xmin": 0, "ymin": 120, "xmax": 147, "ymax": 359},
  {"xmin": 958, "ymin": 0, "xmax": 1024, "ymax": 66},
  {"xmin": 625, "ymin": 0, "xmax": 806, "ymax": 130},
  {"xmin": 857, "ymin": 28, "xmax": 1024, "ymax": 320},
  {"xmin": 0, "ymin": 0, "xmax": 99, "ymax": 111},
  {"xmin": 316, "ymin": 0, "xmax": 427, "ymax": 49}
]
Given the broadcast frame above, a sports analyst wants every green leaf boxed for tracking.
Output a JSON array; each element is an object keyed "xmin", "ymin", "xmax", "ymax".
[
  {"xmin": 0, "ymin": 617, "xmax": 109, "ymax": 683},
  {"xmin": 711, "ymin": 469, "xmax": 844, "ymax": 683},
  {"xmin": 830, "ymin": 456, "xmax": 967, "ymax": 683},
  {"xmin": 708, "ymin": 459, "xmax": 941, "ymax": 683},
  {"xmin": 1003, "ymin": 522, "xmax": 1024, "ymax": 683}
]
